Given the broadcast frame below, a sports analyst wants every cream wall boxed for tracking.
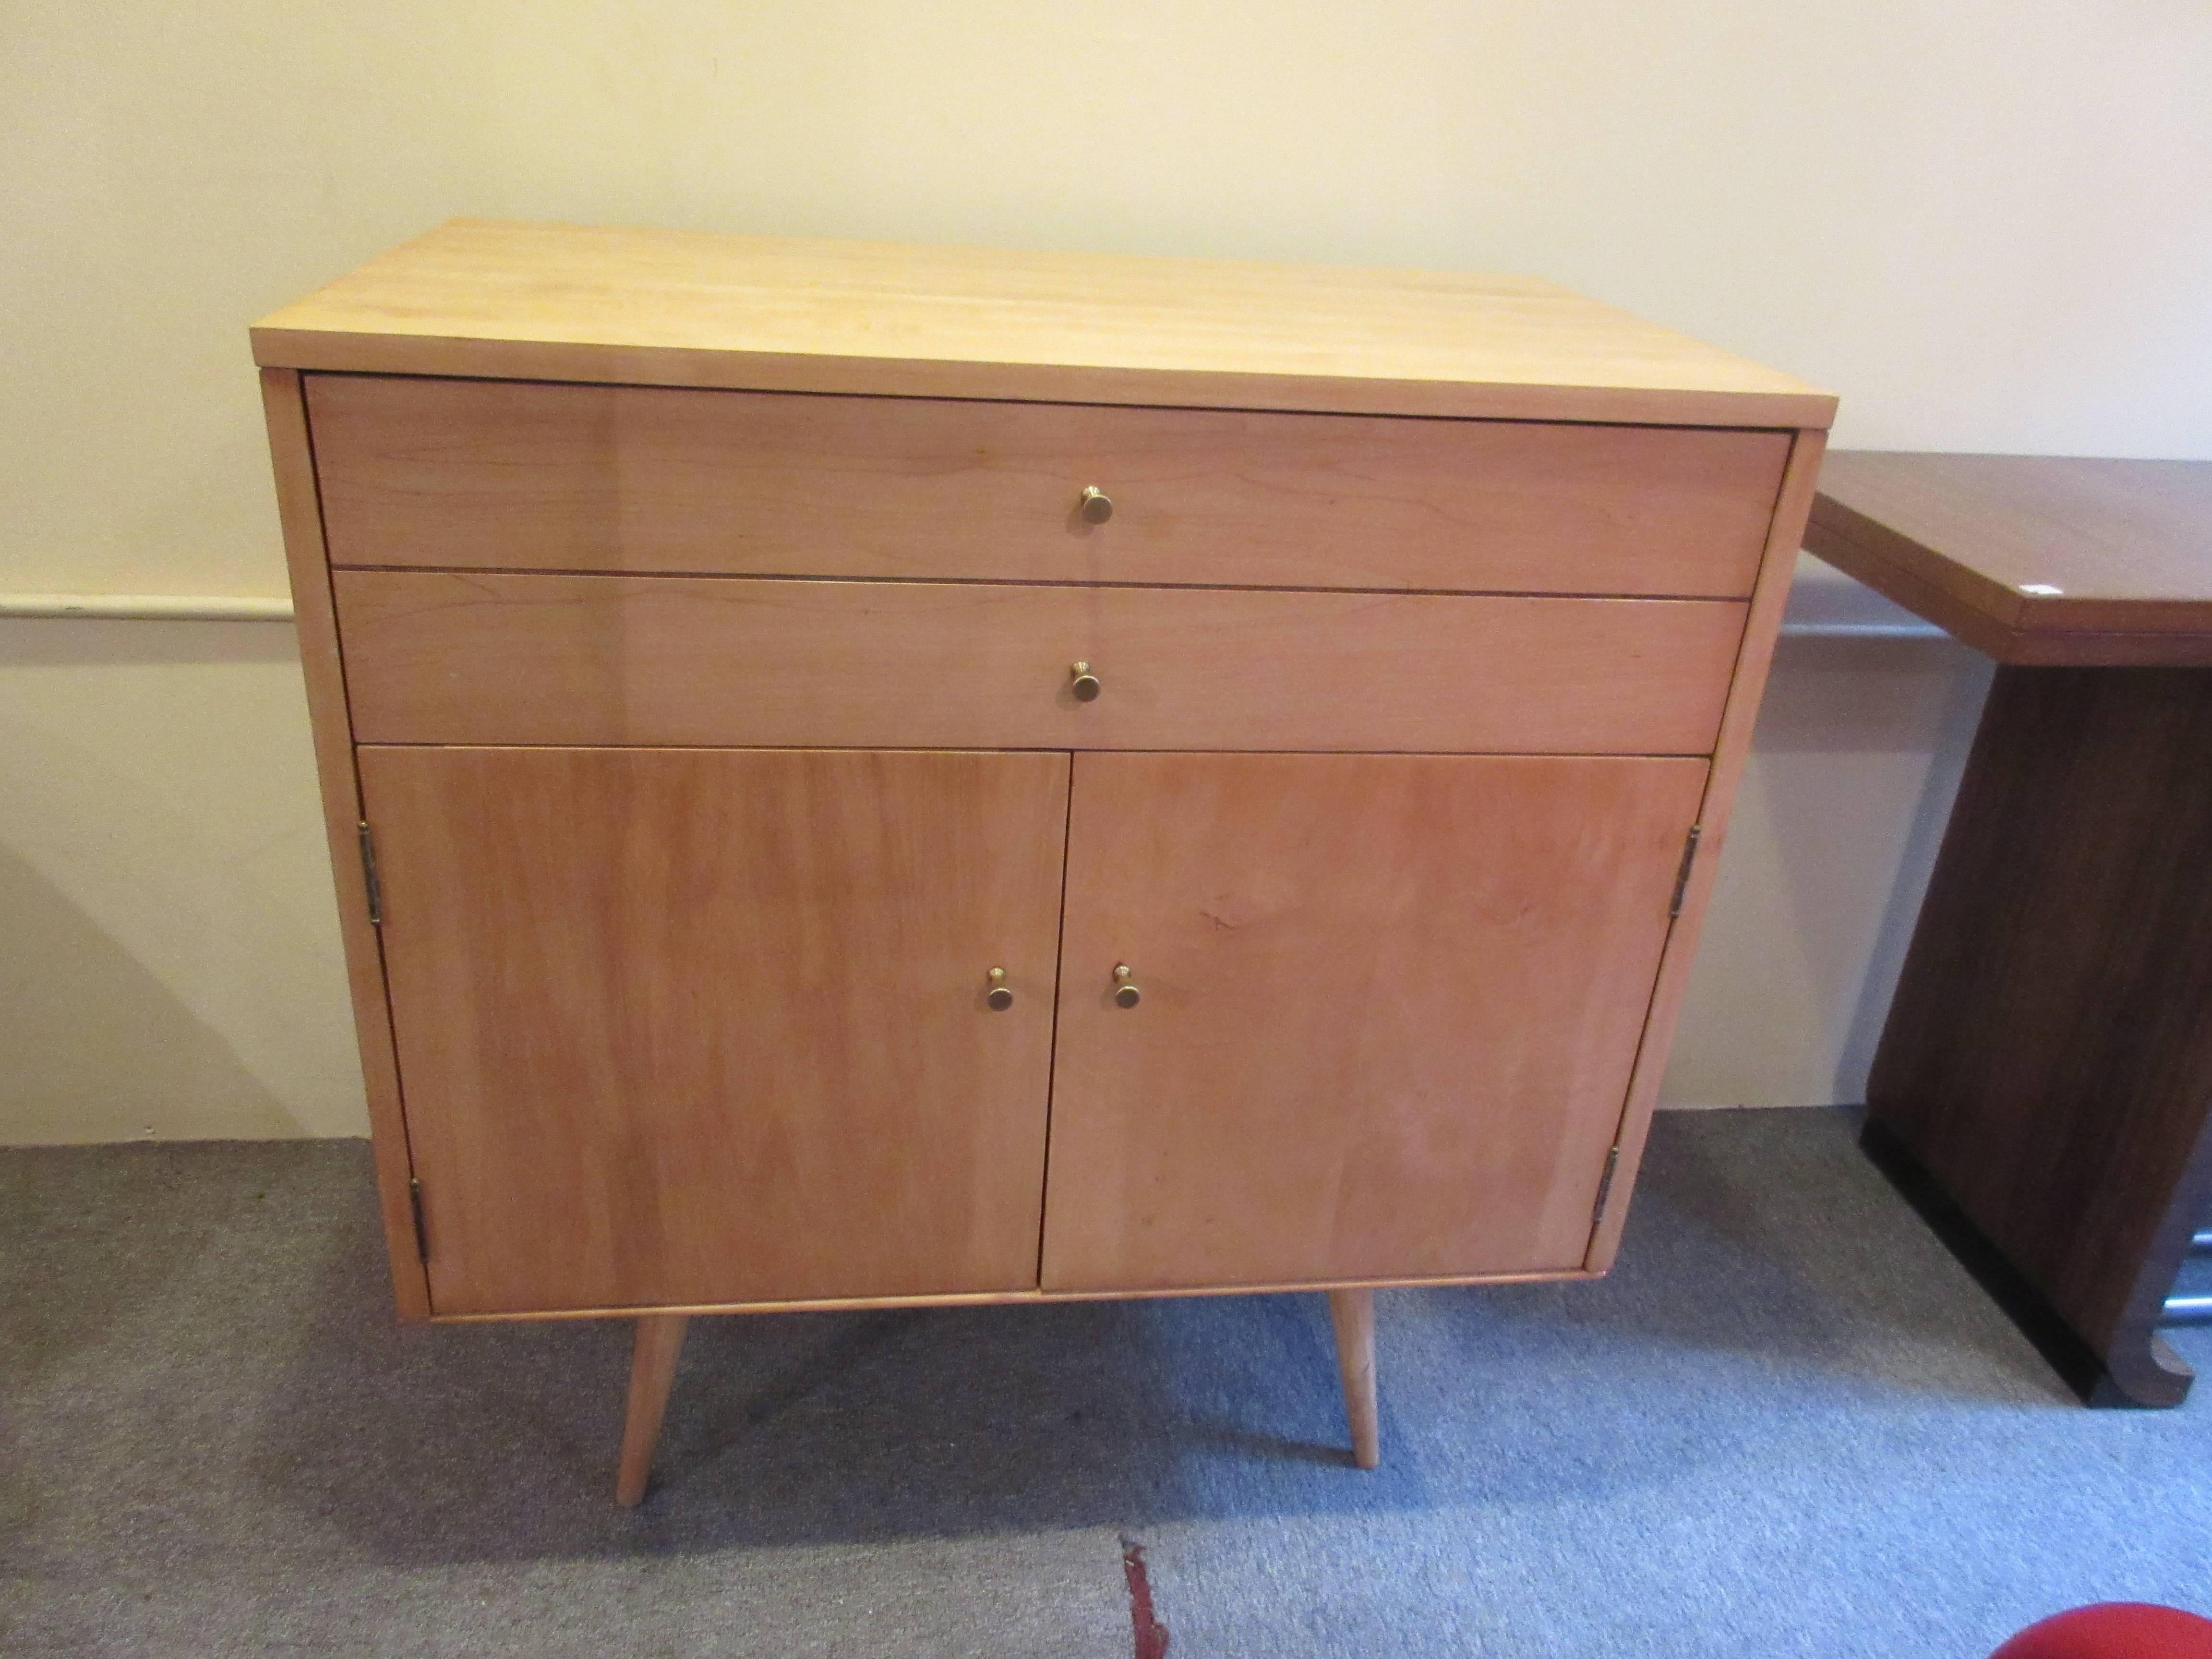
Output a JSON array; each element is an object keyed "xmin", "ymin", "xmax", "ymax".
[
  {"xmin": 3, "ymin": 2, "xmax": 2208, "ymax": 1140},
  {"xmin": 0, "ymin": 619, "xmax": 360, "ymax": 1138}
]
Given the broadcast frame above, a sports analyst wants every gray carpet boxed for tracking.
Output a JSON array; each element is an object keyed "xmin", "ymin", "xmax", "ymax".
[{"xmin": 4, "ymin": 1108, "xmax": 2208, "ymax": 1657}]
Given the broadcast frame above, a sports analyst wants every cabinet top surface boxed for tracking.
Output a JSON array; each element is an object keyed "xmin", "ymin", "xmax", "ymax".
[
  {"xmin": 1808, "ymin": 451, "xmax": 2212, "ymax": 663},
  {"xmin": 252, "ymin": 219, "xmax": 1832, "ymax": 429}
]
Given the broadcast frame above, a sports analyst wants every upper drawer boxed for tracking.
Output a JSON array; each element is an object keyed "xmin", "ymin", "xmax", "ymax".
[
  {"xmin": 307, "ymin": 375, "xmax": 1788, "ymax": 598},
  {"xmin": 333, "ymin": 571, "xmax": 1744, "ymax": 755}
]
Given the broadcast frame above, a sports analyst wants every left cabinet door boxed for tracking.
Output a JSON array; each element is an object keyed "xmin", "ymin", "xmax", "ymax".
[{"xmin": 356, "ymin": 747, "xmax": 1071, "ymax": 1316}]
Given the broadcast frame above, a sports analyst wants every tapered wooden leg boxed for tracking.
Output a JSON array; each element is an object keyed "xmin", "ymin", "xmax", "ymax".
[
  {"xmin": 1328, "ymin": 1288, "xmax": 1380, "ymax": 1470},
  {"xmin": 614, "ymin": 1314, "xmax": 689, "ymax": 1507}
]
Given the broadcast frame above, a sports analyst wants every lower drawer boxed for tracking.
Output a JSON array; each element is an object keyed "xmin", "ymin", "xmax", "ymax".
[{"xmin": 333, "ymin": 571, "xmax": 1745, "ymax": 754}]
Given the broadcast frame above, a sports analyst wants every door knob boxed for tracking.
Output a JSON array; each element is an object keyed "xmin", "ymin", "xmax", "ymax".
[
  {"xmin": 1070, "ymin": 661, "xmax": 1102, "ymax": 701},
  {"xmin": 986, "ymin": 967, "xmax": 1014, "ymax": 1010},
  {"xmin": 1113, "ymin": 964, "xmax": 1141, "ymax": 1008},
  {"xmin": 1079, "ymin": 485, "xmax": 1114, "ymax": 524}
]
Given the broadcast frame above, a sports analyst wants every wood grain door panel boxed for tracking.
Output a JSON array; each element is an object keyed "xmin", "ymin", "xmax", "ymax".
[
  {"xmin": 308, "ymin": 373, "xmax": 1787, "ymax": 598},
  {"xmin": 333, "ymin": 571, "xmax": 1744, "ymax": 756},
  {"xmin": 359, "ymin": 746, "xmax": 1070, "ymax": 1315},
  {"xmin": 1039, "ymin": 752, "xmax": 1707, "ymax": 1291}
]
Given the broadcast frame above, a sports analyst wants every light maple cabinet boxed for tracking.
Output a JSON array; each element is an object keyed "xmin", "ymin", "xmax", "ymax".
[{"xmin": 252, "ymin": 219, "xmax": 1833, "ymax": 1504}]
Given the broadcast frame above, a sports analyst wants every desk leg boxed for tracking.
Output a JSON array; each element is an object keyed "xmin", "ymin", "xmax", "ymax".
[
  {"xmin": 615, "ymin": 1313, "xmax": 689, "ymax": 1506},
  {"xmin": 1864, "ymin": 665, "xmax": 2212, "ymax": 1407},
  {"xmin": 1329, "ymin": 1288, "xmax": 1380, "ymax": 1468}
]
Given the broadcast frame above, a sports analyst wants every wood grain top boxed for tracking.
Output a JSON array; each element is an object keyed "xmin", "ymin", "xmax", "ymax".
[
  {"xmin": 1808, "ymin": 452, "xmax": 2212, "ymax": 665},
  {"xmin": 250, "ymin": 219, "xmax": 1833, "ymax": 428}
]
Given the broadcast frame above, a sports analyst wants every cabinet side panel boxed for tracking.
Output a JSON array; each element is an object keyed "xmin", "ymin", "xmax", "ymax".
[
  {"xmin": 1585, "ymin": 426, "xmax": 1828, "ymax": 1271},
  {"xmin": 259, "ymin": 367, "xmax": 429, "ymax": 1321}
]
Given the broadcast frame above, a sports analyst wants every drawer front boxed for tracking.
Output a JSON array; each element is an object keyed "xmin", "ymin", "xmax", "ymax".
[
  {"xmin": 308, "ymin": 374, "xmax": 1788, "ymax": 598},
  {"xmin": 334, "ymin": 571, "xmax": 1744, "ymax": 754}
]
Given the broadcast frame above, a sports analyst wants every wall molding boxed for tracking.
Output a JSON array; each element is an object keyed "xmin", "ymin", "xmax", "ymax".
[
  {"xmin": 0, "ymin": 557, "xmax": 1945, "ymax": 638},
  {"xmin": 0, "ymin": 594, "xmax": 295, "ymax": 621}
]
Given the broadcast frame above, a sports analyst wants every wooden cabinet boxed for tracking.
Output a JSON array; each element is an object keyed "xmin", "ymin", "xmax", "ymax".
[{"xmin": 252, "ymin": 219, "xmax": 1832, "ymax": 1502}]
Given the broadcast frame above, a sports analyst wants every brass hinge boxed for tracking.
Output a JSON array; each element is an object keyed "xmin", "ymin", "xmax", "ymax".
[
  {"xmin": 408, "ymin": 1177, "xmax": 429, "ymax": 1262},
  {"xmin": 1668, "ymin": 825, "xmax": 1703, "ymax": 919},
  {"xmin": 1591, "ymin": 1144, "xmax": 1623, "ymax": 1229},
  {"xmin": 357, "ymin": 820, "xmax": 382, "ymax": 926}
]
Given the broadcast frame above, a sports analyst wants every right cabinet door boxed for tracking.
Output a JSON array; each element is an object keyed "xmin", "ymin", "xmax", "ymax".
[{"xmin": 1040, "ymin": 752, "xmax": 1708, "ymax": 1292}]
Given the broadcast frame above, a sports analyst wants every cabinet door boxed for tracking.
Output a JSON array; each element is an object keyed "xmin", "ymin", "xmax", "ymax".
[
  {"xmin": 358, "ymin": 747, "xmax": 1069, "ymax": 1316},
  {"xmin": 1040, "ymin": 753, "xmax": 1706, "ymax": 1292}
]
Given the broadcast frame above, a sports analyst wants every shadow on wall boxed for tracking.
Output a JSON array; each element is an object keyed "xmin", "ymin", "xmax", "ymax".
[
  {"xmin": 0, "ymin": 615, "xmax": 358, "ymax": 1142},
  {"xmin": 1662, "ymin": 632, "xmax": 1994, "ymax": 1109},
  {"xmin": 0, "ymin": 842, "xmax": 307, "ymax": 1141},
  {"xmin": 1818, "ymin": 643, "xmax": 1994, "ymax": 1094},
  {"xmin": 1758, "ymin": 636, "xmax": 1994, "ymax": 1100}
]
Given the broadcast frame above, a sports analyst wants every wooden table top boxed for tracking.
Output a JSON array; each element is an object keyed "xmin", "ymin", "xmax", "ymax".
[
  {"xmin": 1807, "ymin": 453, "xmax": 2212, "ymax": 665},
  {"xmin": 250, "ymin": 218, "xmax": 1832, "ymax": 430}
]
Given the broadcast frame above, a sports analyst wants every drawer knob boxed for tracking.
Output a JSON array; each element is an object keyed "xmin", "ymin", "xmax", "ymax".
[
  {"xmin": 1113, "ymin": 964, "xmax": 1142, "ymax": 1008},
  {"xmin": 1079, "ymin": 485, "xmax": 1114, "ymax": 524},
  {"xmin": 1070, "ymin": 661, "xmax": 1102, "ymax": 701},
  {"xmin": 986, "ymin": 966, "xmax": 1014, "ymax": 1011}
]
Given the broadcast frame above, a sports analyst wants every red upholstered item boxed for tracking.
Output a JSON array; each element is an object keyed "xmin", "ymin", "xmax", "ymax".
[{"xmin": 1992, "ymin": 1604, "xmax": 2212, "ymax": 1659}]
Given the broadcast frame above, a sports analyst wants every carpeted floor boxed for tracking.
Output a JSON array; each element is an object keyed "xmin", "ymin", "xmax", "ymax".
[{"xmin": 3, "ymin": 1106, "xmax": 2208, "ymax": 1657}]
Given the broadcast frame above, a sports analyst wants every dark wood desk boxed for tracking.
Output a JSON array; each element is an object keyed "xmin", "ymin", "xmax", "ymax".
[{"xmin": 1808, "ymin": 453, "xmax": 2212, "ymax": 1407}]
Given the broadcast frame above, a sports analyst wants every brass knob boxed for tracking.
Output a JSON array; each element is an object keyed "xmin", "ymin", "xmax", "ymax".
[
  {"xmin": 1113, "ymin": 964, "xmax": 1141, "ymax": 1008},
  {"xmin": 1070, "ymin": 661, "xmax": 1102, "ymax": 701},
  {"xmin": 986, "ymin": 967, "xmax": 1013, "ymax": 1010},
  {"xmin": 1080, "ymin": 485, "xmax": 1114, "ymax": 524}
]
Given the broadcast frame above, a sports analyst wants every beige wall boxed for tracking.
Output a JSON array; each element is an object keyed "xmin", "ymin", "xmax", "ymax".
[
  {"xmin": 1661, "ymin": 622, "xmax": 1993, "ymax": 1110},
  {"xmin": 4, "ymin": 2, "xmax": 2207, "ymax": 1140},
  {"xmin": 0, "ymin": 619, "xmax": 361, "ymax": 1139}
]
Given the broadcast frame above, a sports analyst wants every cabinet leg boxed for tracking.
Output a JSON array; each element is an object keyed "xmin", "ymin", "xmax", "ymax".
[
  {"xmin": 614, "ymin": 1313, "xmax": 689, "ymax": 1507},
  {"xmin": 1327, "ymin": 1288, "xmax": 1380, "ymax": 1470}
]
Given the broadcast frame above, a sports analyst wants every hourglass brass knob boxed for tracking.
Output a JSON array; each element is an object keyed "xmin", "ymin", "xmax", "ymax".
[
  {"xmin": 1070, "ymin": 661, "xmax": 1102, "ymax": 702},
  {"xmin": 986, "ymin": 967, "xmax": 1013, "ymax": 1010},
  {"xmin": 1113, "ymin": 964, "xmax": 1141, "ymax": 1008},
  {"xmin": 1080, "ymin": 485, "xmax": 1114, "ymax": 524}
]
